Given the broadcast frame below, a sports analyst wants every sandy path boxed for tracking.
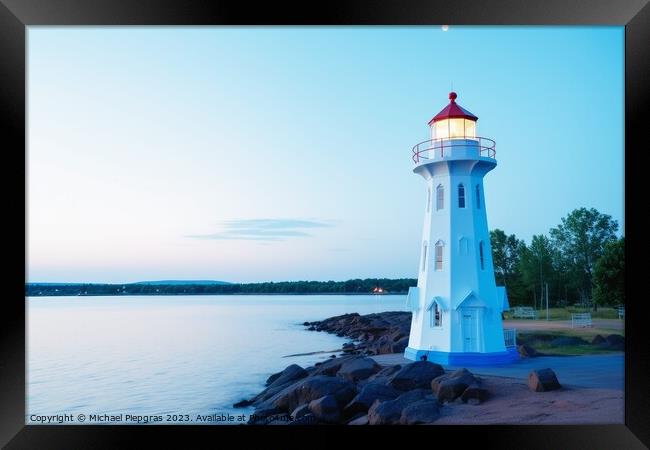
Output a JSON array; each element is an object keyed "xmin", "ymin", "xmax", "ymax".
[{"xmin": 433, "ymin": 375, "xmax": 623, "ymax": 424}]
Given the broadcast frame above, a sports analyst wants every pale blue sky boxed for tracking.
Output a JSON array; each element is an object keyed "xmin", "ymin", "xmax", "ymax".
[{"xmin": 27, "ymin": 26, "xmax": 624, "ymax": 283}]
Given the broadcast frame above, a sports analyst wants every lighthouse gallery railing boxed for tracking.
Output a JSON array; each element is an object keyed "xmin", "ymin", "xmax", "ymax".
[{"xmin": 412, "ymin": 136, "xmax": 496, "ymax": 164}]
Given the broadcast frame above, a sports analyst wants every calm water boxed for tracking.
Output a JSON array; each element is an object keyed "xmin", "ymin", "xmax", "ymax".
[{"xmin": 27, "ymin": 295, "xmax": 406, "ymax": 424}]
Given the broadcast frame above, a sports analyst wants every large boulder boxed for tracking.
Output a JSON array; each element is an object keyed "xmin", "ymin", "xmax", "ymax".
[
  {"xmin": 387, "ymin": 361, "xmax": 445, "ymax": 391},
  {"xmin": 528, "ymin": 368, "xmax": 561, "ymax": 392},
  {"xmin": 308, "ymin": 395, "xmax": 341, "ymax": 423},
  {"xmin": 399, "ymin": 399, "xmax": 440, "ymax": 425},
  {"xmin": 271, "ymin": 375, "xmax": 357, "ymax": 413},
  {"xmin": 367, "ymin": 364, "xmax": 402, "ymax": 383},
  {"xmin": 460, "ymin": 383, "xmax": 490, "ymax": 405},
  {"xmin": 337, "ymin": 357, "xmax": 382, "ymax": 382},
  {"xmin": 311, "ymin": 355, "xmax": 361, "ymax": 377},
  {"xmin": 431, "ymin": 368, "xmax": 478, "ymax": 403},
  {"xmin": 266, "ymin": 364, "xmax": 308, "ymax": 388},
  {"xmin": 605, "ymin": 334, "xmax": 625, "ymax": 350},
  {"xmin": 591, "ymin": 334, "xmax": 606, "ymax": 345},
  {"xmin": 291, "ymin": 403, "xmax": 310, "ymax": 420},
  {"xmin": 343, "ymin": 381, "xmax": 401, "ymax": 416},
  {"xmin": 367, "ymin": 389, "xmax": 430, "ymax": 425}
]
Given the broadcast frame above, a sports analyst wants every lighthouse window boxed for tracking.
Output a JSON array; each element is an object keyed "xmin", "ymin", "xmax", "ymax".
[
  {"xmin": 435, "ymin": 241, "xmax": 444, "ymax": 270},
  {"xmin": 427, "ymin": 188, "xmax": 431, "ymax": 213},
  {"xmin": 458, "ymin": 184, "xmax": 466, "ymax": 208},
  {"xmin": 479, "ymin": 241, "xmax": 485, "ymax": 270},
  {"xmin": 431, "ymin": 302, "xmax": 442, "ymax": 328},
  {"xmin": 436, "ymin": 184, "xmax": 444, "ymax": 210},
  {"xmin": 476, "ymin": 185, "xmax": 481, "ymax": 209},
  {"xmin": 422, "ymin": 242, "xmax": 428, "ymax": 272}
]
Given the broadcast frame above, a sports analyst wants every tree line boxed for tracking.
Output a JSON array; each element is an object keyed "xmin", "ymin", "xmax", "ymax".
[
  {"xmin": 490, "ymin": 207, "xmax": 624, "ymax": 311},
  {"xmin": 25, "ymin": 278, "xmax": 417, "ymax": 297}
]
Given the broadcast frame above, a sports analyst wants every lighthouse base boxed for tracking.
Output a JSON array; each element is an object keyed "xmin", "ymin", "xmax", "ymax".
[{"xmin": 404, "ymin": 347, "xmax": 520, "ymax": 366}]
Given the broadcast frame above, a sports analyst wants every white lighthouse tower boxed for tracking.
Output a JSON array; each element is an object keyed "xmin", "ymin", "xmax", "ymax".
[{"xmin": 404, "ymin": 92, "xmax": 519, "ymax": 365}]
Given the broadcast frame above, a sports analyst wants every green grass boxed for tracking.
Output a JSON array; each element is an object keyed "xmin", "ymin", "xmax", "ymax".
[
  {"xmin": 517, "ymin": 329, "xmax": 624, "ymax": 356},
  {"xmin": 530, "ymin": 343, "xmax": 619, "ymax": 356},
  {"xmin": 503, "ymin": 307, "xmax": 620, "ymax": 321}
]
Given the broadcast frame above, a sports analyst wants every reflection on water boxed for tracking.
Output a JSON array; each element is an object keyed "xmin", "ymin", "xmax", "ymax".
[{"xmin": 27, "ymin": 295, "xmax": 406, "ymax": 424}]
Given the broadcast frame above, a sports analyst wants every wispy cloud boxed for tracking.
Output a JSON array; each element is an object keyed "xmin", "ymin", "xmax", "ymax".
[{"xmin": 186, "ymin": 219, "xmax": 335, "ymax": 242}]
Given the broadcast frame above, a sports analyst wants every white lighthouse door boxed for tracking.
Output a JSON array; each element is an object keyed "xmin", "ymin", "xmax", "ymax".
[{"xmin": 462, "ymin": 309, "xmax": 479, "ymax": 352}]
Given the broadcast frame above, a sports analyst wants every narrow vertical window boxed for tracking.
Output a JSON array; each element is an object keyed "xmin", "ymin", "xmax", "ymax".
[
  {"xmin": 431, "ymin": 302, "xmax": 442, "ymax": 327},
  {"xmin": 476, "ymin": 185, "xmax": 481, "ymax": 209},
  {"xmin": 422, "ymin": 242, "xmax": 428, "ymax": 272},
  {"xmin": 426, "ymin": 188, "xmax": 431, "ymax": 213},
  {"xmin": 435, "ymin": 241, "xmax": 443, "ymax": 270},
  {"xmin": 458, "ymin": 184, "xmax": 465, "ymax": 208},
  {"xmin": 479, "ymin": 241, "xmax": 485, "ymax": 270},
  {"xmin": 436, "ymin": 184, "xmax": 444, "ymax": 210}
]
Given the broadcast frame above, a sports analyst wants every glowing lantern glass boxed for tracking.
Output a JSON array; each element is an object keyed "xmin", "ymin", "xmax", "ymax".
[{"xmin": 429, "ymin": 92, "xmax": 478, "ymax": 140}]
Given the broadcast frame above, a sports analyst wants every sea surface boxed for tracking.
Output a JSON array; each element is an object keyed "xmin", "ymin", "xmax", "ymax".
[{"xmin": 27, "ymin": 295, "xmax": 406, "ymax": 424}]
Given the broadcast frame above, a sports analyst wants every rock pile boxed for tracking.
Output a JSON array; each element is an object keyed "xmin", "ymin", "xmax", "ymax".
[
  {"xmin": 304, "ymin": 311, "xmax": 411, "ymax": 355},
  {"xmin": 235, "ymin": 356, "xmax": 491, "ymax": 425}
]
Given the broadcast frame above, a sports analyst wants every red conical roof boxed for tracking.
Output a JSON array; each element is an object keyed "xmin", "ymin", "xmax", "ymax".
[{"xmin": 428, "ymin": 92, "xmax": 478, "ymax": 125}]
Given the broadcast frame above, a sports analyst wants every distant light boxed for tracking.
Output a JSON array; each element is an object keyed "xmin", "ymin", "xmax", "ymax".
[{"xmin": 441, "ymin": 25, "xmax": 449, "ymax": 32}]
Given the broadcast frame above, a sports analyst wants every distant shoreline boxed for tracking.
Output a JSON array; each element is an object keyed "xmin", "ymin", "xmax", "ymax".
[
  {"xmin": 25, "ymin": 278, "xmax": 416, "ymax": 298},
  {"xmin": 26, "ymin": 292, "xmax": 409, "ymax": 298}
]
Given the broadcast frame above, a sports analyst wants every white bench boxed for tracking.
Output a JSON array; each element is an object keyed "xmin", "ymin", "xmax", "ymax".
[
  {"xmin": 571, "ymin": 312, "xmax": 592, "ymax": 328},
  {"xmin": 617, "ymin": 306, "xmax": 625, "ymax": 319},
  {"xmin": 512, "ymin": 306, "xmax": 538, "ymax": 319}
]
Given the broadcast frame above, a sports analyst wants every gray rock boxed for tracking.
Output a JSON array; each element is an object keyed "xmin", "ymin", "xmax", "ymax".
[
  {"xmin": 605, "ymin": 334, "xmax": 624, "ymax": 350},
  {"xmin": 337, "ymin": 357, "xmax": 382, "ymax": 382},
  {"xmin": 233, "ymin": 399, "xmax": 252, "ymax": 408},
  {"xmin": 591, "ymin": 334, "xmax": 606, "ymax": 345},
  {"xmin": 267, "ymin": 364, "xmax": 308, "ymax": 388},
  {"xmin": 387, "ymin": 361, "xmax": 445, "ymax": 391},
  {"xmin": 347, "ymin": 414, "xmax": 369, "ymax": 425},
  {"xmin": 399, "ymin": 399, "xmax": 440, "ymax": 424},
  {"xmin": 247, "ymin": 406, "xmax": 283, "ymax": 424},
  {"xmin": 367, "ymin": 389, "xmax": 430, "ymax": 425},
  {"xmin": 308, "ymin": 395, "xmax": 341, "ymax": 423},
  {"xmin": 271, "ymin": 375, "xmax": 357, "ymax": 413},
  {"xmin": 291, "ymin": 403, "xmax": 310, "ymax": 420},
  {"xmin": 311, "ymin": 355, "xmax": 361, "ymax": 377},
  {"xmin": 343, "ymin": 381, "xmax": 401, "ymax": 416},
  {"xmin": 460, "ymin": 383, "xmax": 489, "ymax": 404},
  {"xmin": 528, "ymin": 368, "xmax": 561, "ymax": 392},
  {"xmin": 431, "ymin": 368, "xmax": 477, "ymax": 402}
]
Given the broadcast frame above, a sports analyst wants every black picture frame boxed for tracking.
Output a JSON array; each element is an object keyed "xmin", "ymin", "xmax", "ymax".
[{"xmin": 2, "ymin": 0, "xmax": 648, "ymax": 448}]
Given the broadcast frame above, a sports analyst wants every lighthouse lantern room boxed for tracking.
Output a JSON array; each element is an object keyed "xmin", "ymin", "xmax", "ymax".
[{"xmin": 404, "ymin": 92, "xmax": 519, "ymax": 365}]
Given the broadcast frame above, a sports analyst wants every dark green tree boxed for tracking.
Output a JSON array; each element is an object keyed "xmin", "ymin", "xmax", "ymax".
[
  {"xmin": 593, "ymin": 237, "xmax": 625, "ymax": 307},
  {"xmin": 490, "ymin": 229, "xmax": 524, "ymax": 288},
  {"xmin": 518, "ymin": 235, "xmax": 556, "ymax": 309},
  {"xmin": 549, "ymin": 207, "xmax": 618, "ymax": 311}
]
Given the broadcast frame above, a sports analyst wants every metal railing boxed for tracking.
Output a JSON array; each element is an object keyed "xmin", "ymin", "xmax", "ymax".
[
  {"xmin": 503, "ymin": 328, "xmax": 517, "ymax": 348},
  {"xmin": 412, "ymin": 136, "xmax": 496, "ymax": 164}
]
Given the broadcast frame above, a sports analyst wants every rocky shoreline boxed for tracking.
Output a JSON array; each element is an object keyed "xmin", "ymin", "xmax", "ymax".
[
  {"xmin": 232, "ymin": 311, "xmax": 624, "ymax": 425},
  {"xmin": 303, "ymin": 311, "xmax": 625, "ymax": 358},
  {"xmin": 304, "ymin": 311, "xmax": 411, "ymax": 356}
]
